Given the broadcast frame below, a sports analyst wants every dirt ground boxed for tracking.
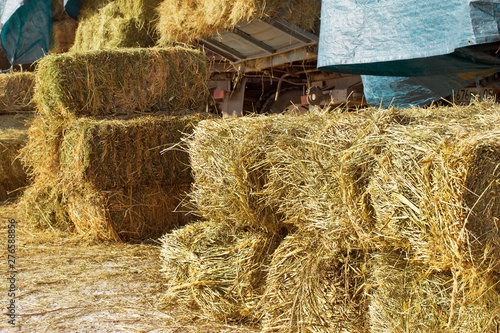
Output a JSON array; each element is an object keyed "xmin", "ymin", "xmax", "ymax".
[{"xmin": 0, "ymin": 202, "xmax": 260, "ymax": 333}]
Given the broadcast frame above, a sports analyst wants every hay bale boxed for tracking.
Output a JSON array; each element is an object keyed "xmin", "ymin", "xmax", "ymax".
[
  {"xmin": 66, "ymin": 182, "xmax": 192, "ymax": 242},
  {"xmin": 50, "ymin": 19, "xmax": 79, "ymax": 53},
  {"xmin": 160, "ymin": 220, "xmax": 283, "ymax": 322},
  {"xmin": 71, "ymin": 0, "xmax": 161, "ymax": 51},
  {"xmin": 20, "ymin": 114, "xmax": 207, "ymax": 241},
  {"xmin": 58, "ymin": 115, "xmax": 199, "ymax": 188},
  {"xmin": 0, "ymin": 72, "xmax": 35, "ymax": 113},
  {"xmin": 261, "ymin": 226, "xmax": 369, "ymax": 333},
  {"xmin": 19, "ymin": 179, "xmax": 192, "ymax": 241},
  {"xmin": 35, "ymin": 47, "xmax": 209, "ymax": 118},
  {"xmin": 369, "ymin": 251, "xmax": 500, "ymax": 332},
  {"xmin": 0, "ymin": 129, "xmax": 29, "ymax": 201},
  {"xmin": 156, "ymin": 0, "xmax": 321, "ymax": 45},
  {"xmin": 262, "ymin": 111, "xmax": 387, "ymax": 249},
  {"xmin": 188, "ymin": 113, "xmax": 327, "ymax": 232},
  {"xmin": 367, "ymin": 123, "xmax": 500, "ymax": 274}
]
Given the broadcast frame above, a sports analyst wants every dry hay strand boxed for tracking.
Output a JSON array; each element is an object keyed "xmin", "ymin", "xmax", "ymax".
[
  {"xmin": 0, "ymin": 72, "xmax": 35, "ymax": 113},
  {"xmin": 160, "ymin": 220, "xmax": 283, "ymax": 323},
  {"xmin": 156, "ymin": 0, "xmax": 321, "ymax": 45},
  {"xmin": 71, "ymin": 0, "xmax": 162, "ymax": 51},
  {"xmin": 369, "ymin": 251, "xmax": 500, "ymax": 332},
  {"xmin": 261, "ymin": 226, "xmax": 369, "ymax": 333},
  {"xmin": 35, "ymin": 47, "xmax": 209, "ymax": 118},
  {"xmin": 187, "ymin": 113, "xmax": 327, "ymax": 233},
  {"xmin": 58, "ymin": 115, "xmax": 205, "ymax": 188},
  {"xmin": 0, "ymin": 128, "xmax": 29, "ymax": 201},
  {"xmin": 50, "ymin": 19, "xmax": 79, "ymax": 53},
  {"xmin": 367, "ymin": 122, "xmax": 500, "ymax": 275},
  {"xmin": 67, "ymin": 182, "xmax": 193, "ymax": 242}
]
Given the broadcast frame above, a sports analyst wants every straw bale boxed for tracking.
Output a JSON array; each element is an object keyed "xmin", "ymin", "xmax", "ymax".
[
  {"xmin": 67, "ymin": 182, "xmax": 192, "ymax": 242},
  {"xmin": 35, "ymin": 47, "xmax": 209, "ymax": 118},
  {"xmin": 0, "ymin": 72, "xmax": 35, "ymax": 113},
  {"xmin": 156, "ymin": 0, "xmax": 321, "ymax": 45},
  {"xmin": 369, "ymin": 251, "xmax": 500, "ymax": 332},
  {"xmin": 187, "ymin": 113, "xmax": 327, "ymax": 232},
  {"xmin": 261, "ymin": 226, "xmax": 369, "ymax": 333},
  {"xmin": 58, "ymin": 115, "xmax": 203, "ymax": 188},
  {"xmin": 0, "ymin": 128, "xmax": 28, "ymax": 201},
  {"xmin": 367, "ymin": 123, "xmax": 500, "ymax": 274},
  {"xmin": 160, "ymin": 220, "xmax": 283, "ymax": 322},
  {"xmin": 263, "ymin": 111, "xmax": 387, "ymax": 249},
  {"xmin": 50, "ymin": 19, "xmax": 79, "ymax": 54},
  {"xmin": 72, "ymin": 0, "xmax": 161, "ymax": 51}
]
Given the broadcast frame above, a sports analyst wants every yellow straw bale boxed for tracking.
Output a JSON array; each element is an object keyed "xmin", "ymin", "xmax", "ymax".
[
  {"xmin": 261, "ymin": 226, "xmax": 369, "ymax": 333},
  {"xmin": 369, "ymin": 251, "xmax": 500, "ymax": 332},
  {"xmin": 367, "ymin": 124, "xmax": 500, "ymax": 274},
  {"xmin": 160, "ymin": 221, "xmax": 282, "ymax": 322},
  {"xmin": 187, "ymin": 113, "xmax": 326, "ymax": 232}
]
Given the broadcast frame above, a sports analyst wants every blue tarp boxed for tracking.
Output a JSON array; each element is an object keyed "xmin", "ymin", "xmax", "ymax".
[
  {"xmin": 0, "ymin": 0, "xmax": 80, "ymax": 67},
  {"xmin": 317, "ymin": 0, "xmax": 500, "ymax": 107},
  {"xmin": 64, "ymin": 0, "xmax": 79, "ymax": 19},
  {"xmin": 0, "ymin": 0, "xmax": 51, "ymax": 66}
]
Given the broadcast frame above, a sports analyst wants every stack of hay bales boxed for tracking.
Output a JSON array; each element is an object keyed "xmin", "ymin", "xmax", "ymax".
[
  {"xmin": 71, "ymin": 0, "xmax": 162, "ymax": 51},
  {"xmin": 156, "ymin": 0, "xmax": 321, "ymax": 45},
  {"xmin": 161, "ymin": 102, "xmax": 500, "ymax": 330},
  {"xmin": 19, "ymin": 47, "xmax": 210, "ymax": 241}
]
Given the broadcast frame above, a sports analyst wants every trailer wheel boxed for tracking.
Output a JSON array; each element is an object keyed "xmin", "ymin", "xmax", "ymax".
[{"xmin": 260, "ymin": 89, "xmax": 308, "ymax": 114}]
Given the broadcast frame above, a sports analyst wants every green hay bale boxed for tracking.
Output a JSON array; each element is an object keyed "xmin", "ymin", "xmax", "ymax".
[
  {"xmin": 367, "ymin": 123, "xmax": 500, "ymax": 274},
  {"xmin": 50, "ymin": 19, "xmax": 79, "ymax": 54},
  {"xmin": 156, "ymin": 0, "xmax": 321, "ymax": 45},
  {"xmin": 160, "ymin": 220, "xmax": 283, "ymax": 322},
  {"xmin": 0, "ymin": 72, "xmax": 35, "ymax": 114},
  {"xmin": 261, "ymin": 226, "xmax": 369, "ymax": 333},
  {"xmin": 35, "ymin": 47, "xmax": 209, "ymax": 118},
  {"xmin": 59, "ymin": 115, "xmax": 203, "ymax": 188},
  {"xmin": 0, "ymin": 128, "xmax": 29, "ymax": 201},
  {"xmin": 187, "ymin": 113, "xmax": 326, "ymax": 233},
  {"xmin": 369, "ymin": 251, "xmax": 500, "ymax": 332},
  {"xmin": 71, "ymin": 0, "xmax": 161, "ymax": 51}
]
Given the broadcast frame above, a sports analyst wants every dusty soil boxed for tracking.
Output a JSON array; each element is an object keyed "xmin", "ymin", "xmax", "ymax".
[{"xmin": 0, "ymin": 202, "xmax": 260, "ymax": 333}]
